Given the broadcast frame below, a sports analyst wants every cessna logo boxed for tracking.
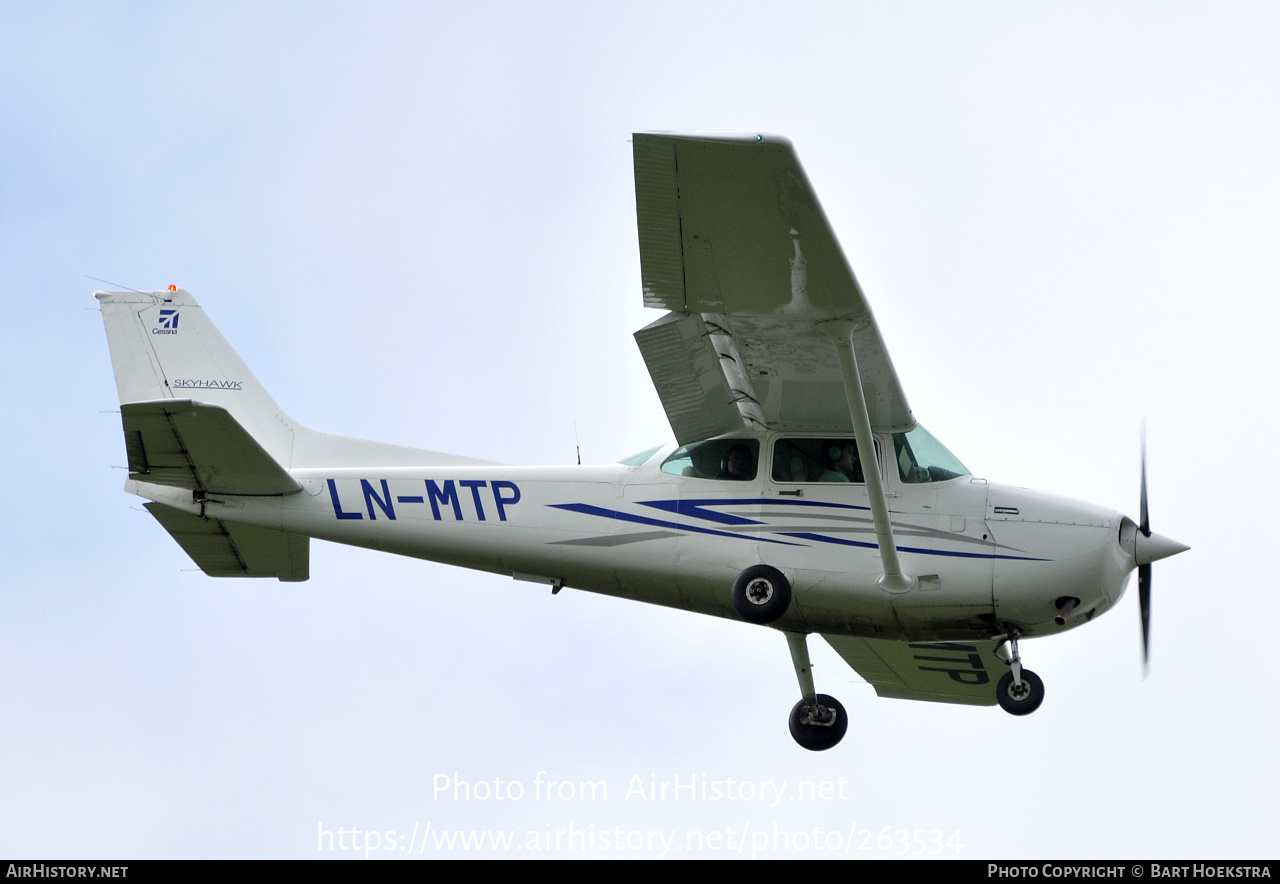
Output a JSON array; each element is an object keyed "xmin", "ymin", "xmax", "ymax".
[{"xmin": 153, "ymin": 309, "xmax": 179, "ymax": 334}]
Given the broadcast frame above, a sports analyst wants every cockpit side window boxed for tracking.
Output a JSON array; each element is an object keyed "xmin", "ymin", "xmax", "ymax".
[
  {"xmin": 660, "ymin": 439, "xmax": 759, "ymax": 481},
  {"xmin": 771, "ymin": 438, "xmax": 877, "ymax": 484}
]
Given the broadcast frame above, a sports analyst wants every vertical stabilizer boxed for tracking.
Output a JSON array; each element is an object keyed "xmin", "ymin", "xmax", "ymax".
[{"xmin": 97, "ymin": 289, "xmax": 297, "ymax": 466}]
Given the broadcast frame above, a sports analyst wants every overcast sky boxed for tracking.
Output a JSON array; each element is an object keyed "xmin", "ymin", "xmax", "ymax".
[{"xmin": 2, "ymin": 1, "xmax": 1276, "ymax": 859}]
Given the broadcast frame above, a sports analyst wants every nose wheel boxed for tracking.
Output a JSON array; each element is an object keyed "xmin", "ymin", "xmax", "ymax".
[
  {"xmin": 995, "ymin": 632, "xmax": 1045, "ymax": 715},
  {"xmin": 996, "ymin": 670, "xmax": 1044, "ymax": 714},
  {"xmin": 784, "ymin": 632, "xmax": 848, "ymax": 750}
]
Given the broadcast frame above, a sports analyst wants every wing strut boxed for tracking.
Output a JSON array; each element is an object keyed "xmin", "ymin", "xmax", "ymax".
[{"xmin": 816, "ymin": 319, "xmax": 914, "ymax": 592}]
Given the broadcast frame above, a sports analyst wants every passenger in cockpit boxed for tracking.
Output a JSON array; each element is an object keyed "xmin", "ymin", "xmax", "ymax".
[{"xmin": 819, "ymin": 441, "xmax": 863, "ymax": 483}]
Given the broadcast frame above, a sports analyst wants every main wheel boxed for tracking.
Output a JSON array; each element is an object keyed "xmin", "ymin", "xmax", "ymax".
[
  {"xmin": 731, "ymin": 565, "xmax": 792, "ymax": 624},
  {"xmin": 788, "ymin": 694, "xmax": 848, "ymax": 751},
  {"xmin": 996, "ymin": 669, "xmax": 1045, "ymax": 715}
]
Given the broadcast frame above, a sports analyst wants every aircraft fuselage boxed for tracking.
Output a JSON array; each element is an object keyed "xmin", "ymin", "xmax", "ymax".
[{"xmin": 130, "ymin": 434, "xmax": 1130, "ymax": 643}]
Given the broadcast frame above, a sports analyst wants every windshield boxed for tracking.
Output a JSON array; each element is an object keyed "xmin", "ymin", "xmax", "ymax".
[{"xmin": 892, "ymin": 425, "xmax": 969, "ymax": 484}]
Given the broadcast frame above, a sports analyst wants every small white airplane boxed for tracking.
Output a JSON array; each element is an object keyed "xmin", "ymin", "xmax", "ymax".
[{"xmin": 97, "ymin": 132, "xmax": 1188, "ymax": 750}]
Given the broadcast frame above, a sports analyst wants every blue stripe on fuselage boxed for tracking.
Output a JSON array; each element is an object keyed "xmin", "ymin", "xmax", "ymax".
[
  {"xmin": 780, "ymin": 532, "xmax": 1049, "ymax": 561},
  {"xmin": 637, "ymin": 497, "xmax": 870, "ymax": 526},
  {"xmin": 548, "ymin": 503, "xmax": 801, "ymax": 545}
]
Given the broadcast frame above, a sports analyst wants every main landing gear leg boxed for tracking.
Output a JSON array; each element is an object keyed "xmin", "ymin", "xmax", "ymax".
[
  {"xmin": 784, "ymin": 632, "xmax": 848, "ymax": 751},
  {"xmin": 995, "ymin": 631, "xmax": 1045, "ymax": 716}
]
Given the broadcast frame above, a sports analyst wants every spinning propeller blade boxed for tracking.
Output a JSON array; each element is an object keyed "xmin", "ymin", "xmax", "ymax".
[
  {"xmin": 1133, "ymin": 426, "xmax": 1188, "ymax": 673},
  {"xmin": 1140, "ymin": 428, "xmax": 1151, "ymax": 671},
  {"xmin": 1138, "ymin": 562, "xmax": 1152, "ymax": 672}
]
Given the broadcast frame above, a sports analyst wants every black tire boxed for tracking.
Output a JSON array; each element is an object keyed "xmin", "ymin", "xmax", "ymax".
[
  {"xmin": 788, "ymin": 694, "xmax": 848, "ymax": 751},
  {"xmin": 996, "ymin": 669, "xmax": 1045, "ymax": 715},
  {"xmin": 731, "ymin": 565, "xmax": 792, "ymax": 624}
]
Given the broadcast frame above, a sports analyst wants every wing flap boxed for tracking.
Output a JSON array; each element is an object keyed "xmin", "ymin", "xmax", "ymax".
[
  {"xmin": 144, "ymin": 503, "xmax": 309, "ymax": 581},
  {"xmin": 121, "ymin": 400, "xmax": 300, "ymax": 495},
  {"xmin": 633, "ymin": 312, "xmax": 745, "ymax": 445},
  {"xmin": 823, "ymin": 634, "xmax": 1000, "ymax": 706}
]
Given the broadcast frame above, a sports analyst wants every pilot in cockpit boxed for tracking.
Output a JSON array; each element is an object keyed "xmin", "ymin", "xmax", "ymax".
[{"xmin": 717, "ymin": 444, "xmax": 755, "ymax": 481}]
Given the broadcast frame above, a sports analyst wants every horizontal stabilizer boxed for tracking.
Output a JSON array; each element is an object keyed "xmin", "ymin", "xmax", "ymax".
[
  {"xmin": 122, "ymin": 400, "xmax": 300, "ymax": 495},
  {"xmin": 144, "ymin": 503, "xmax": 309, "ymax": 581},
  {"xmin": 823, "ymin": 634, "xmax": 998, "ymax": 706}
]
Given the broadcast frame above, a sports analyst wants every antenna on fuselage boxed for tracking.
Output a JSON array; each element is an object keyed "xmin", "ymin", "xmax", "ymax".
[{"xmin": 574, "ymin": 422, "xmax": 581, "ymax": 466}]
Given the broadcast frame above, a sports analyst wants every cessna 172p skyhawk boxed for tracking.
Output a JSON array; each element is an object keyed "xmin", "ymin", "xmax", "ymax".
[{"xmin": 97, "ymin": 132, "xmax": 1188, "ymax": 750}]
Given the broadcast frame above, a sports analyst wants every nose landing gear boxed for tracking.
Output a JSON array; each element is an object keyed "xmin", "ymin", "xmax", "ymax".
[{"xmin": 995, "ymin": 632, "xmax": 1045, "ymax": 715}]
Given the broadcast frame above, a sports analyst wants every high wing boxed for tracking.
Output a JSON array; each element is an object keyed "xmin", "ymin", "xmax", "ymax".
[
  {"xmin": 632, "ymin": 132, "xmax": 914, "ymax": 445},
  {"xmin": 823, "ymin": 635, "xmax": 999, "ymax": 706}
]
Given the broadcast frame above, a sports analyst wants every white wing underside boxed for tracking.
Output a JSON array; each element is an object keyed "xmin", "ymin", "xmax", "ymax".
[{"xmin": 633, "ymin": 132, "xmax": 914, "ymax": 445}]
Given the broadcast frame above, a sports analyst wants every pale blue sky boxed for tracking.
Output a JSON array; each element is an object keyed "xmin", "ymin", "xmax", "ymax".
[{"xmin": 1, "ymin": 1, "xmax": 1276, "ymax": 857}]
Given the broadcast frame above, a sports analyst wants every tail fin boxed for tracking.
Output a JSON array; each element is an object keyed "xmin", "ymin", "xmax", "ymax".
[
  {"xmin": 97, "ymin": 288, "xmax": 496, "ymax": 582},
  {"xmin": 98, "ymin": 288, "xmax": 308, "ymax": 581},
  {"xmin": 98, "ymin": 288, "xmax": 495, "ymax": 472},
  {"xmin": 97, "ymin": 288, "xmax": 298, "ymax": 465}
]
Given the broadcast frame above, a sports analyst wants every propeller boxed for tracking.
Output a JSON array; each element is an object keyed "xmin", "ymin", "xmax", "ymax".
[
  {"xmin": 1138, "ymin": 428, "xmax": 1152, "ymax": 670},
  {"xmin": 1132, "ymin": 425, "xmax": 1189, "ymax": 673}
]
